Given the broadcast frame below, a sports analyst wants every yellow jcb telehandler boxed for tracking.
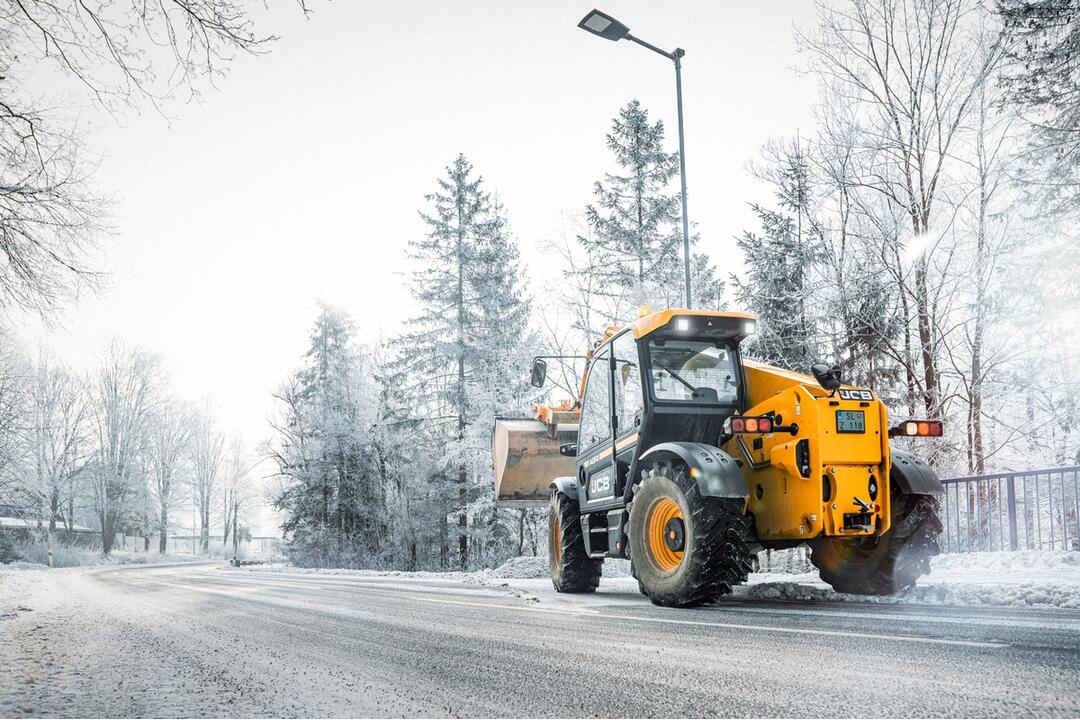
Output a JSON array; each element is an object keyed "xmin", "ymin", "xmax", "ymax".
[{"xmin": 493, "ymin": 308, "xmax": 944, "ymax": 607}]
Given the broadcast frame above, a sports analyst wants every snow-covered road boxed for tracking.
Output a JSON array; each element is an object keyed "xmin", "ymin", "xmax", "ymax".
[{"xmin": 2, "ymin": 561, "xmax": 1079, "ymax": 717}]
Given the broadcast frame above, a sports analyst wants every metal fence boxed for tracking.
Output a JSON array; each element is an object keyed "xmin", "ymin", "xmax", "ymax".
[{"xmin": 940, "ymin": 466, "xmax": 1080, "ymax": 553}]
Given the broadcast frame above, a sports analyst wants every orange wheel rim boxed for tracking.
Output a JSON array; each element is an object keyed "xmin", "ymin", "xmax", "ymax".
[
  {"xmin": 550, "ymin": 512, "xmax": 562, "ymax": 566},
  {"xmin": 645, "ymin": 496, "xmax": 685, "ymax": 574}
]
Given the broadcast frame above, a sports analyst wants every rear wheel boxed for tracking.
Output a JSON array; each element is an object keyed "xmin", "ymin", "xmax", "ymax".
[
  {"xmin": 548, "ymin": 490, "xmax": 602, "ymax": 593},
  {"xmin": 809, "ymin": 486, "xmax": 942, "ymax": 595},
  {"xmin": 628, "ymin": 462, "xmax": 752, "ymax": 607}
]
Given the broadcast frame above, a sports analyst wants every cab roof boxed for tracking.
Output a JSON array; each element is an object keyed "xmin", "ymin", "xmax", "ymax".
[{"xmin": 630, "ymin": 309, "xmax": 757, "ymax": 339}]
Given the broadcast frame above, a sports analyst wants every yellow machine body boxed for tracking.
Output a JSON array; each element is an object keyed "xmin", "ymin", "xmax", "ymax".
[
  {"xmin": 728, "ymin": 361, "xmax": 893, "ymax": 543},
  {"xmin": 494, "ymin": 309, "xmax": 898, "ymax": 545}
]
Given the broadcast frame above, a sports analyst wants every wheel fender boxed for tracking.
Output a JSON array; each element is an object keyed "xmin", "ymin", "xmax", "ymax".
[
  {"xmin": 638, "ymin": 442, "xmax": 748, "ymax": 499},
  {"xmin": 889, "ymin": 449, "xmax": 944, "ymax": 496},
  {"xmin": 550, "ymin": 476, "xmax": 577, "ymax": 499}
]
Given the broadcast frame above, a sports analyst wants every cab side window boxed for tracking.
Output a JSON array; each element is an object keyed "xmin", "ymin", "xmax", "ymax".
[
  {"xmin": 612, "ymin": 332, "xmax": 643, "ymax": 437},
  {"xmin": 578, "ymin": 347, "xmax": 612, "ymax": 451}
]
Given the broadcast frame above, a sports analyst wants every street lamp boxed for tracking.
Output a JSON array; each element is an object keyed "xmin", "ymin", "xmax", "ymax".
[{"xmin": 578, "ymin": 9, "xmax": 693, "ymax": 309}]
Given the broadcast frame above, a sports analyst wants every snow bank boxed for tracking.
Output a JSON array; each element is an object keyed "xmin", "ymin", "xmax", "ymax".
[
  {"xmin": 0, "ymin": 561, "xmax": 50, "ymax": 572},
  {"xmin": 234, "ymin": 550, "xmax": 1080, "ymax": 609},
  {"xmin": 742, "ymin": 550, "xmax": 1080, "ymax": 609},
  {"xmin": 1, "ymin": 549, "xmax": 215, "ymax": 569},
  {"xmin": 481, "ymin": 555, "xmax": 633, "ymax": 579}
]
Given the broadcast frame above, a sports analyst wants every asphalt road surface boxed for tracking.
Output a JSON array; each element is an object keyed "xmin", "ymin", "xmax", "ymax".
[{"xmin": 2, "ymin": 563, "xmax": 1079, "ymax": 718}]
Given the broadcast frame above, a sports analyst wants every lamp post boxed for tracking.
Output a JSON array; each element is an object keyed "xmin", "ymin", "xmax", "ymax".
[{"xmin": 578, "ymin": 9, "xmax": 693, "ymax": 308}]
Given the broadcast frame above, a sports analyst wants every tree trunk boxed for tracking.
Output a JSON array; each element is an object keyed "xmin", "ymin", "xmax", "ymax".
[
  {"xmin": 914, "ymin": 256, "xmax": 939, "ymax": 418},
  {"xmin": 200, "ymin": 506, "xmax": 210, "ymax": 554},
  {"xmin": 516, "ymin": 509, "xmax": 526, "ymax": 556},
  {"xmin": 439, "ymin": 502, "xmax": 448, "ymax": 569},
  {"xmin": 48, "ymin": 492, "xmax": 58, "ymax": 533},
  {"xmin": 101, "ymin": 512, "xmax": 115, "ymax": 555},
  {"xmin": 969, "ymin": 74, "xmax": 990, "ymax": 476},
  {"xmin": 458, "ymin": 482, "xmax": 467, "ymax": 570},
  {"xmin": 159, "ymin": 503, "xmax": 168, "ymax": 553},
  {"xmin": 455, "ymin": 197, "xmax": 469, "ymax": 572},
  {"xmin": 894, "ymin": 244, "xmax": 918, "ymax": 416}
]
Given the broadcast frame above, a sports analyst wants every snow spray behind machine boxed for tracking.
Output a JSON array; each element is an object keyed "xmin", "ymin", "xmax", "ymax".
[{"xmin": 493, "ymin": 306, "xmax": 947, "ymax": 607}]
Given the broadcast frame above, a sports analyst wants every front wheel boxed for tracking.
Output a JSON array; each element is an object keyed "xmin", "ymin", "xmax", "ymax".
[
  {"xmin": 809, "ymin": 487, "xmax": 942, "ymax": 595},
  {"xmin": 549, "ymin": 491, "xmax": 602, "ymax": 593},
  {"xmin": 627, "ymin": 462, "xmax": 752, "ymax": 607}
]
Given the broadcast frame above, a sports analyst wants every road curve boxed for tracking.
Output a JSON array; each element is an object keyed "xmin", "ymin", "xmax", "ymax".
[{"xmin": 2, "ymin": 563, "xmax": 1079, "ymax": 718}]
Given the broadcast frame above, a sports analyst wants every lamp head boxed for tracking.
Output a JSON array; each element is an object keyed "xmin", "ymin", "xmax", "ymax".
[{"xmin": 578, "ymin": 9, "xmax": 630, "ymax": 42}]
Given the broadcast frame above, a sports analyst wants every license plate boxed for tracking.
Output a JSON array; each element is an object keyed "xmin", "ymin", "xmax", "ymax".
[{"xmin": 836, "ymin": 410, "xmax": 865, "ymax": 434}]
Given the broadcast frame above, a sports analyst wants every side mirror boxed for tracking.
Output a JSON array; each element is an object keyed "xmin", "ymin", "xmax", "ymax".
[
  {"xmin": 559, "ymin": 443, "xmax": 577, "ymax": 457},
  {"xmin": 810, "ymin": 363, "xmax": 842, "ymax": 393},
  {"xmin": 530, "ymin": 358, "xmax": 548, "ymax": 388}
]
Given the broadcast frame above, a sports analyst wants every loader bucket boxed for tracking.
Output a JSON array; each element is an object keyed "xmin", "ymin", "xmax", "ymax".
[{"xmin": 493, "ymin": 418, "xmax": 578, "ymax": 504}]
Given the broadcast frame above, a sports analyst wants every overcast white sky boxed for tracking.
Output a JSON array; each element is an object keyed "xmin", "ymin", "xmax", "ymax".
[{"xmin": 19, "ymin": 1, "xmax": 821, "ymax": 458}]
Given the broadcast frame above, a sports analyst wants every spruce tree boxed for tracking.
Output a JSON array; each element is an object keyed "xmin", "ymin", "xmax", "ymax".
[
  {"xmin": 401, "ymin": 154, "xmax": 530, "ymax": 570},
  {"xmin": 733, "ymin": 141, "xmax": 820, "ymax": 372},
  {"xmin": 272, "ymin": 302, "xmax": 382, "ymax": 567},
  {"xmin": 579, "ymin": 100, "xmax": 708, "ymax": 312}
]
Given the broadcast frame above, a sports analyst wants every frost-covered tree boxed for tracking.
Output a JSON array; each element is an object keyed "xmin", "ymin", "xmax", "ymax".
[
  {"xmin": 148, "ymin": 401, "xmax": 191, "ymax": 553},
  {"xmin": 733, "ymin": 139, "xmax": 821, "ymax": 372},
  {"xmin": 0, "ymin": 0, "xmax": 297, "ymax": 320},
  {"xmin": 190, "ymin": 400, "xmax": 226, "ymax": 554},
  {"xmin": 271, "ymin": 303, "xmax": 387, "ymax": 567},
  {"xmin": 578, "ymin": 100, "xmax": 710, "ymax": 313},
  {"xmin": 222, "ymin": 438, "xmax": 257, "ymax": 557},
  {"xmin": 88, "ymin": 343, "xmax": 158, "ymax": 555},
  {"xmin": 0, "ymin": 335, "xmax": 26, "ymax": 513},
  {"xmin": 999, "ymin": 0, "xmax": 1080, "ymax": 215},
  {"xmin": 23, "ymin": 351, "xmax": 88, "ymax": 555},
  {"xmin": 399, "ymin": 155, "xmax": 531, "ymax": 569},
  {"xmin": 801, "ymin": 0, "xmax": 1006, "ymax": 421}
]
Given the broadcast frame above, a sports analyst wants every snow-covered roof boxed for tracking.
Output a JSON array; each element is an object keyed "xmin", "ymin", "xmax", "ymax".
[{"xmin": 0, "ymin": 516, "xmax": 95, "ymax": 533}]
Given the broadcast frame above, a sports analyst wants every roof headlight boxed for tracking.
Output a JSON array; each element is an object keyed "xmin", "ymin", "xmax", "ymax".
[{"xmin": 743, "ymin": 320, "xmax": 757, "ymax": 335}]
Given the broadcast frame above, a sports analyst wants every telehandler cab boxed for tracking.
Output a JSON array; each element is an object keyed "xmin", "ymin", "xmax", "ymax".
[{"xmin": 493, "ymin": 307, "xmax": 944, "ymax": 607}]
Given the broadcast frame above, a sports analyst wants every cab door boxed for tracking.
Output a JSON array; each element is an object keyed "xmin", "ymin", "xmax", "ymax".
[
  {"xmin": 577, "ymin": 346, "xmax": 616, "ymax": 508},
  {"xmin": 611, "ymin": 330, "xmax": 645, "ymax": 500}
]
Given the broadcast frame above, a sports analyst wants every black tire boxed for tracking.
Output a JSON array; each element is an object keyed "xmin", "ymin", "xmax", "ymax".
[
  {"xmin": 809, "ymin": 485, "xmax": 943, "ymax": 595},
  {"xmin": 627, "ymin": 462, "xmax": 753, "ymax": 608},
  {"xmin": 549, "ymin": 490, "xmax": 602, "ymax": 593}
]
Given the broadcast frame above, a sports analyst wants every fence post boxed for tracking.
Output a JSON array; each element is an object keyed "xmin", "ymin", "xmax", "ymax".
[{"xmin": 1006, "ymin": 475, "xmax": 1019, "ymax": 551}]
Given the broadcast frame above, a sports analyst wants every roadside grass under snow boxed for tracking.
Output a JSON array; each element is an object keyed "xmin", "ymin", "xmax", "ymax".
[{"xmin": 2, "ymin": 545, "xmax": 221, "ymax": 569}]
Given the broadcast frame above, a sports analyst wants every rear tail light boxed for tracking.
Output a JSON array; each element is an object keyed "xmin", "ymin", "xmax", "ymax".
[
  {"xmin": 890, "ymin": 419, "xmax": 943, "ymax": 438},
  {"xmin": 728, "ymin": 415, "xmax": 773, "ymax": 434}
]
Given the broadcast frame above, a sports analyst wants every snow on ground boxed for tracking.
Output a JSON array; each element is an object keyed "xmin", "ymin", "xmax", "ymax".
[
  {"xmin": 738, "ymin": 550, "xmax": 1080, "ymax": 609},
  {"xmin": 225, "ymin": 550, "xmax": 1080, "ymax": 609},
  {"xmin": 0, "ymin": 558, "xmax": 222, "ymax": 620},
  {"xmin": 7, "ymin": 550, "xmax": 1079, "ymax": 612}
]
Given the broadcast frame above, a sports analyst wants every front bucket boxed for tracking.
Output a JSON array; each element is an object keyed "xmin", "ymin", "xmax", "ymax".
[{"xmin": 493, "ymin": 418, "xmax": 578, "ymax": 505}]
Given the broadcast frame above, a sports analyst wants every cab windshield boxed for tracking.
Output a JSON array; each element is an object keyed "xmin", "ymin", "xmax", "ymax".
[{"xmin": 646, "ymin": 338, "xmax": 739, "ymax": 404}]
